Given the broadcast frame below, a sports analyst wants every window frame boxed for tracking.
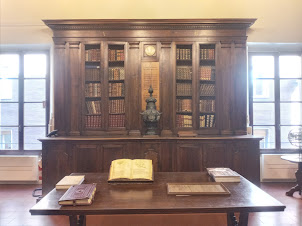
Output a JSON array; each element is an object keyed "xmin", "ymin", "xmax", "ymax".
[
  {"xmin": 0, "ymin": 50, "xmax": 50, "ymax": 155},
  {"xmin": 248, "ymin": 51, "xmax": 302, "ymax": 154}
]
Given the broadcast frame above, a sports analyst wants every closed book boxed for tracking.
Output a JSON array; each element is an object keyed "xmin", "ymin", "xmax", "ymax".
[
  {"xmin": 56, "ymin": 175, "xmax": 85, "ymax": 190},
  {"xmin": 58, "ymin": 183, "xmax": 97, "ymax": 206},
  {"xmin": 206, "ymin": 168, "xmax": 240, "ymax": 182}
]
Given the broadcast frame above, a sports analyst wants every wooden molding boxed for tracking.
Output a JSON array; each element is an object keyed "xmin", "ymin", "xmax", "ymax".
[
  {"xmin": 69, "ymin": 42, "xmax": 81, "ymax": 49},
  {"xmin": 129, "ymin": 42, "xmax": 140, "ymax": 49},
  {"xmin": 160, "ymin": 41, "xmax": 172, "ymax": 49}
]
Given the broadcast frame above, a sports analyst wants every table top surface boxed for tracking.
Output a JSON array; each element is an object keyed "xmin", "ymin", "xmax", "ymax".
[{"xmin": 30, "ymin": 172, "xmax": 285, "ymax": 216}]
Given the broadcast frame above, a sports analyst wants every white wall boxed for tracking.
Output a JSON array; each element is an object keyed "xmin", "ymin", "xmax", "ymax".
[{"xmin": 1, "ymin": 0, "xmax": 302, "ymax": 44}]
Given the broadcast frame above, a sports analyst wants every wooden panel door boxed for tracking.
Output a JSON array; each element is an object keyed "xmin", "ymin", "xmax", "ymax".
[
  {"xmin": 102, "ymin": 144, "xmax": 125, "ymax": 172},
  {"xmin": 202, "ymin": 142, "xmax": 228, "ymax": 169},
  {"xmin": 175, "ymin": 143, "xmax": 202, "ymax": 172}
]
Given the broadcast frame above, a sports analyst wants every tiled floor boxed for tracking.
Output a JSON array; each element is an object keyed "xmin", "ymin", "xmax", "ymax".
[{"xmin": 0, "ymin": 183, "xmax": 301, "ymax": 226}]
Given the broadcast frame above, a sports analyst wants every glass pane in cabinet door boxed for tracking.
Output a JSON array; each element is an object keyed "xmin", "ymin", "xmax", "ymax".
[
  {"xmin": 253, "ymin": 103, "xmax": 275, "ymax": 125},
  {"xmin": 0, "ymin": 79, "xmax": 18, "ymax": 102},
  {"xmin": 280, "ymin": 103, "xmax": 302, "ymax": 125},
  {"xmin": 24, "ymin": 103, "xmax": 45, "ymax": 126},
  {"xmin": 281, "ymin": 126, "xmax": 300, "ymax": 149},
  {"xmin": 253, "ymin": 126, "xmax": 275, "ymax": 149},
  {"xmin": 251, "ymin": 56, "xmax": 274, "ymax": 78},
  {"xmin": 24, "ymin": 126, "xmax": 45, "ymax": 150},
  {"xmin": 253, "ymin": 79, "xmax": 274, "ymax": 102},
  {"xmin": 0, "ymin": 103, "xmax": 18, "ymax": 126},
  {"xmin": 24, "ymin": 54, "xmax": 47, "ymax": 78},
  {"xmin": 24, "ymin": 79, "xmax": 45, "ymax": 101},
  {"xmin": 280, "ymin": 80, "xmax": 302, "ymax": 101},
  {"xmin": 0, "ymin": 54, "xmax": 19, "ymax": 78},
  {"xmin": 280, "ymin": 56, "xmax": 301, "ymax": 78}
]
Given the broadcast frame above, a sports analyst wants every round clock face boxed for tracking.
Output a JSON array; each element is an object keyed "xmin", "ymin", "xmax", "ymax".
[{"xmin": 145, "ymin": 45, "xmax": 156, "ymax": 56}]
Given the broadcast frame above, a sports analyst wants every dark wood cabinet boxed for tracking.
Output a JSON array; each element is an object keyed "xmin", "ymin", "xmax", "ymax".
[{"xmin": 41, "ymin": 19, "xmax": 261, "ymax": 195}]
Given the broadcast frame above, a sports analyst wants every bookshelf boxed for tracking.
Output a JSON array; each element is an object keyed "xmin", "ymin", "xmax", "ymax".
[
  {"xmin": 84, "ymin": 44, "xmax": 102, "ymax": 129},
  {"xmin": 176, "ymin": 45, "xmax": 193, "ymax": 128},
  {"xmin": 199, "ymin": 44, "xmax": 216, "ymax": 129},
  {"xmin": 108, "ymin": 45, "xmax": 125, "ymax": 128}
]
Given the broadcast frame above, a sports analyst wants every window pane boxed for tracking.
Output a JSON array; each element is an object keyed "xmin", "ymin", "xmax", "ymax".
[
  {"xmin": 24, "ymin": 79, "xmax": 45, "ymax": 102},
  {"xmin": 24, "ymin": 127, "xmax": 45, "ymax": 150},
  {"xmin": 0, "ymin": 79, "xmax": 18, "ymax": 102},
  {"xmin": 253, "ymin": 79, "xmax": 274, "ymax": 101},
  {"xmin": 251, "ymin": 56, "xmax": 274, "ymax": 78},
  {"xmin": 253, "ymin": 103, "xmax": 275, "ymax": 125},
  {"xmin": 280, "ymin": 56, "xmax": 301, "ymax": 78},
  {"xmin": 0, "ymin": 127, "xmax": 18, "ymax": 150},
  {"xmin": 0, "ymin": 54, "xmax": 19, "ymax": 78},
  {"xmin": 24, "ymin": 54, "xmax": 47, "ymax": 78},
  {"xmin": 0, "ymin": 103, "xmax": 18, "ymax": 126},
  {"xmin": 280, "ymin": 79, "xmax": 302, "ymax": 101},
  {"xmin": 280, "ymin": 103, "xmax": 302, "ymax": 125},
  {"xmin": 281, "ymin": 126, "xmax": 300, "ymax": 149},
  {"xmin": 24, "ymin": 103, "xmax": 45, "ymax": 126},
  {"xmin": 253, "ymin": 126, "xmax": 275, "ymax": 149}
]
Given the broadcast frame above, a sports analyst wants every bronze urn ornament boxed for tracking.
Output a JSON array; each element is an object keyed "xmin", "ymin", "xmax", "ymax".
[{"xmin": 141, "ymin": 86, "xmax": 161, "ymax": 135}]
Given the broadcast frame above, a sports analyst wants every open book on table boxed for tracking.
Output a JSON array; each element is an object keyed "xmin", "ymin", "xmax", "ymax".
[{"xmin": 108, "ymin": 159, "xmax": 153, "ymax": 182}]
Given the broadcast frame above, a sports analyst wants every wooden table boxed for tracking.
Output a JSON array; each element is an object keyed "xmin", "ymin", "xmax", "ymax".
[
  {"xmin": 281, "ymin": 154, "xmax": 302, "ymax": 196},
  {"xmin": 30, "ymin": 172, "xmax": 285, "ymax": 226}
]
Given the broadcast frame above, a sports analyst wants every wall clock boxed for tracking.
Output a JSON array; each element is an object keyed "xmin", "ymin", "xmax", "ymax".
[{"xmin": 145, "ymin": 45, "xmax": 156, "ymax": 56}]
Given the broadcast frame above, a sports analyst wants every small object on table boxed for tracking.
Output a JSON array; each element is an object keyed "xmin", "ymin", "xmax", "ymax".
[
  {"xmin": 56, "ymin": 175, "xmax": 85, "ymax": 190},
  {"xmin": 206, "ymin": 167, "xmax": 241, "ymax": 182}
]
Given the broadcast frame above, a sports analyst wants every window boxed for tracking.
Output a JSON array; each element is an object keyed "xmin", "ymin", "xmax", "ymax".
[
  {"xmin": 0, "ymin": 51, "xmax": 49, "ymax": 154},
  {"xmin": 249, "ymin": 53, "xmax": 302, "ymax": 153}
]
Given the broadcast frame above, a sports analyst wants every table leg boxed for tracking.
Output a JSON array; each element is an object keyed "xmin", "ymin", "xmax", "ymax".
[
  {"xmin": 286, "ymin": 162, "xmax": 302, "ymax": 196},
  {"xmin": 227, "ymin": 212, "xmax": 249, "ymax": 226},
  {"xmin": 69, "ymin": 215, "xmax": 86, "ymax": 226}
]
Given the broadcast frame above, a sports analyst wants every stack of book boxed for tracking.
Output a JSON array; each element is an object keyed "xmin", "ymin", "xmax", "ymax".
[
  {"xmin": 109, "ymin": 49, "xmax": 124, "ymax": 61},
  {"xmin": 176, "ymin": 67, "xmax": 192, "ymax": 80},
  {"xmin": 56, "ymin": 175, "xmax": 85, "ymax": 190},
  {"xmin": 85, "ymin": 115, "xmax": 101, "ymax": 128},
  {"xmin": 85, "ymin": 49, "xmax": 100, "ymax": 61},
  {"xmin": 176, "ymin": 83, "xmax": 192, "ymax": 96},
  {"xmin": 206, "ymin": 168, "xmax": 240, "ymax": 182},
  {"xmin": 200, "ymin": 48, "xmax": 215, "ymax": 60},
  {"xmin": 200, "ymin": 114, "xmax": 215, "ymax": 128},
  {"xmin": 109, "ymin": 114, "xmax": 125, "ymax": 127},
  {"xmin": 109, "ymin": 67, "xmax": 125, "ymax": 80},
  {"xmin": 176, "ymin": 99, "xmax": 192, "ymax": 112},
  {"xmin": 176, "ymin": 114, "xmax": 192, "ymax": 127},
  {"xmin": 109, "ymin": 83, "xmax": 125, "ymax": 97},
  {"xmin": 176, "ymin": 48, "xmax": 192, "ymax": 60}
]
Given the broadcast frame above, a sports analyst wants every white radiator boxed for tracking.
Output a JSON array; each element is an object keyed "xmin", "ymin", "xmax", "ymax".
[
  {"xmin": 261, "ymin": 154, "xmax": 298, "ymax": 182},
  {"xmin": 0, "ymin": 155, "xmax": 39, "ymax": 182}
]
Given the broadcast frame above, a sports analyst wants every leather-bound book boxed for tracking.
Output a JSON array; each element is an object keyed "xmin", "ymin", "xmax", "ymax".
[{"xmin": 58, "ymin": 183, "xmax": 97, "ymax": 206}]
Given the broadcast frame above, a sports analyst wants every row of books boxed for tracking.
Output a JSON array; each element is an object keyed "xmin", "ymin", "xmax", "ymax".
[
  {"xmin": 200, "ymin": 66, "xmax": 215, "ymax": 80},
  {"xmin": 200, "ymin": 49, "xmax": 215, "ymax": 60},
  {"xmin": 176, "ymin": 83, "xmax": 192, "ymax": 96},
  {"xmin": 109, "ymin": 67, "xmax": 125, "ymax": 80},
  {"xmin": 109, "ymin": 83, "xmax": 125, "ymax": 97},
  {"xmin": 85, "ymin": 49, "xmax": 100, "ymax": 61},
  {"xmin": 176, "ymin": 99, "xmax": 192, "ymax": 112},
  {"xmin": 109, "ymin": 49, "xmax": 124, "ymax": 61},
  {"xmin": 86, "ymin": 100, "xmax": 101, "ymax": 114},
  {"xmin": 109, "ymin": 114, "xmax": 125, "ymax": 127},
  {"xmin": 200, "ymin": 84, "xmax": 215, "ymax": 96},
  {"xmin": 85, "ymin": 83, "xmax": 101, "ymax": 97},
  {"xmin": 85, "ymin": 115, "xmax": 102, "ymax": 128},
  {"xmin": 200, "ymin": 114, "xmax": 215, "ymax": 128},
  {"xmin": 176, "ymin": 114, "xmax": 192, "ymax": 127},
  {"xmin": 176, "ymin": 66, "xmax": 192, "ymax": 80},
  {"xmin": 199, "ymin": 99, "xmax": 215, "ymax": 112},
  {"xmin": 109, "ymin": 99, "xmax": 125, "ymax": 113},
  {"xmin": 176, "ymin": 48, "xmax": 192, "ymax": 60},
  {"xmin": 85, "ymin": 68, "xmax": 100, "ymax": 81}
]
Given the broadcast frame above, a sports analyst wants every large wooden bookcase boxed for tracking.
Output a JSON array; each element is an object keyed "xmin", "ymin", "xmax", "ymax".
[{"xmin": 41, "ymin": 19, "xmax": 261, "ymax": 195}]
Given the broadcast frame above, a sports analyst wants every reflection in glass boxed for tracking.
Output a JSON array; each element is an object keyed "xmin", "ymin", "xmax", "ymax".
[
  {"xmin": 0, "ymin": 54, "xmax": 19, "ymax": 78},
  {"xmin": 281, "ymin": 126, "xmax": 300, "ymax": 149},
  {"xmin": 280, "ymin": 80, "xmax": 302, "ymax": 101},
  {"xmin": 253, "ymin": 126, "xmax": 275, "ymax": 149},
  {"xmin": 251, "ymin": 56, "xmax": 274, "ymax": 78},
  {"xmin": 280, "ymin": 56, "xmax": 301, "ymax": 78},
  {"xmin": 0, "ymin": 127, "xmax": 18, "ymax": 150},
  {"xmin": 0, "ymin": 79, "xmax": 18, "ymax": 102},
  {"xmin": 24, "ymin": 103, "xmax": 45, "ymax": 126},
  {"xmin": 280, "ymin": 103, "xmax": 302, "ymax": 125},
  {"xmin": 24, "ymin": 79, "xmax": 45, "ymax": 101},
  {"xmin": 24, "ymin": 127, "xmax": 45, "ymax": 150},
  {"xmin": 253, "ymin": 103, "xmax": 275, "ymax": 125},
  {"xmin": 24, "ymin": 54, "xmax": 47, "ymax": 78},
  {"xmin": 0, "ymin": 103, "xmax": 18, "ymax": 126},
  {"xmin": 253, "ymin": 79, "xmax": 274, "ymax": 102}
]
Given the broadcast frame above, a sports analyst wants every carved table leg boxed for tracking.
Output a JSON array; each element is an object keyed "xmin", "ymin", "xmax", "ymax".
[
  {"xmin": 227, "ymin": 213, "xmax": 238, "ymax": 226},
  {"xmin": 286, "ymin": 162, "xmax": 302, "ymax": 197},
  {"xmin": 69, "ymin": 215, "xmax": 86, "ymax": 226},
  {"xmin": 238, "ymin": 212, "xmax": 249, "ymax": 226},
  {"xmin": 227, "ymin": 212, "xmax": 249, "ymax": 226}
]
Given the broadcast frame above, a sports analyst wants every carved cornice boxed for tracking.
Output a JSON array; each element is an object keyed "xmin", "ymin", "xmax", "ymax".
[
  {"xmin": 69, "ymin": 42, "xmax": 81, "ymax": 49},
  {"xmin": 43, "ymin": 19, "xmax": 256, "ymax": 31},
  {"xmin": 129, "ymin": 42, "xmax": 140, "ymax": 49},
  {"xmin": 160, "ymin": 41, "xmax": 172, "ymax": 49}
]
